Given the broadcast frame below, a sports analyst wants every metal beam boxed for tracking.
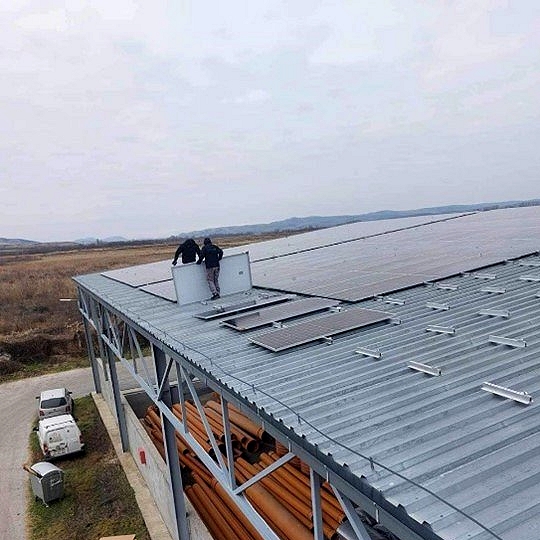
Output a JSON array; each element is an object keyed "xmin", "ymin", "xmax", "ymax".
[
  {"xmin": 154, "ymin": 346, "xmax": 190, "ymax": 540},
  {"xmin": 87, "ymin": 297, "xmax": 109, "ymax": 381},
  {"xmin": 156, "ymin": 356, "xmax": 174, "ymax": 401},
  {"xmin": 180, "ymin": 366, "xmax": 228, "ymax": 473},
  {"xmin": 332, "ymin": 487, "xmax": 372, "ymax": 540},
  {"xmin": 127, "ymin": 327, "xmax": 153, "ymax": 385},
  {"xmin": 221, "ymin": 398, "xmax": 236, "ymax": 489},
  {"xmin": 234, "ymin": 452, "xmax": 295, "ymax": 495},
  {"xmin": 81, "ymin": 317, "xmax": 101, "ymax": 393},
  {"xmin": 310, "ymin": 468, "xmax": 324, "ymax": 540},
  {"xmin": 105, "ymin": 344, "xmax": 129, "ymax": 452}
]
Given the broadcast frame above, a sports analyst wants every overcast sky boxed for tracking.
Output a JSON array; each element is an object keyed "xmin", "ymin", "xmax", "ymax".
[{"xmin": 1, "ymin": 1, "xmax": 539, "ymax": 242}]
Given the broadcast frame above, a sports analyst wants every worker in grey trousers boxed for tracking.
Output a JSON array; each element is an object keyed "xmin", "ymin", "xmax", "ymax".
[{"xmin": 196, "ymin": 237, "xmax": 223, "ymax": 299}]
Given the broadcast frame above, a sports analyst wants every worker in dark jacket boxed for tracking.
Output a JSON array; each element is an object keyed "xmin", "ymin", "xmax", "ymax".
[
  {"xmin": 196, "ymin": 237, "xmax": 223, "ymax": 299},
  {"xmin": 172, "ymin": 238, "xmax": 201, "ymax": 265}
]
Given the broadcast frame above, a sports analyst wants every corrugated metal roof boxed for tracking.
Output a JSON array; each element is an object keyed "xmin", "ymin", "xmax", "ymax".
[{"xmin": 74, "ymin": 208, "xmax": 540, "ymax": 540}]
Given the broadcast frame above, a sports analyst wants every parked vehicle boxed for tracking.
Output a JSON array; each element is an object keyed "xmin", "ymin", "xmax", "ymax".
[
  {"xmin": 36, "ymin": 388, "xmax": 73, "ymax": 419},
  {"xmin": 35, "ymin": 414, "xmax": 84, "ymax": 459}
]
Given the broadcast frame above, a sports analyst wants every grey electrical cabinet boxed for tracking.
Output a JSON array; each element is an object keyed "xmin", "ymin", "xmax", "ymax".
[{"xmin": 28, "ymin": 462, "xmax": 64, "ymax": 505}]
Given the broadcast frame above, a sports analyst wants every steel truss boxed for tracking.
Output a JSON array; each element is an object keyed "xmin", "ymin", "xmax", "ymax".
[{"xmin": 76, "ymin": 285, "xmax": 436, "ymax": 540}]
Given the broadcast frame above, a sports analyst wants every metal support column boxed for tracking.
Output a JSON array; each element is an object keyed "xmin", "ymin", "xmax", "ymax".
[
  {"xmin": 221, "ymin": 397, "xmax": 236, "ymax": 488},
  {"xmin": 82, "ymin": 317, "xmax": 101, "ymax": 394},
  {"xmin": 105, "ymin": 345, "xmax": 129, "ymax": 452},
  {"xmin": 310, "ymin": 468, "xmax": 324, "ymax": 540},
  {"xmin": 154, "ymin": 346, "xmax": 190, "ymax": 540},
  {"xmin": 91, "ymin": 300, "xmax": 109, "ymax": 381},
  {"xmin": 175, "ymin": 361, "xmax": 188, "ymax": 434}
]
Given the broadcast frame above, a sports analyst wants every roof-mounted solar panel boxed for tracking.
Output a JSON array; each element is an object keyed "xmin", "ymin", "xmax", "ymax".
[
  {"xmin": 221, "ymin": 297, "xmax": 340, "ymax": 331},
  {"xmin": 140, "ymin": 280, "xmax": 176, "ymax": 302},
  {"xmin": 102, "ymin": 260, "xmax": 172, "ymax": 287},
  {"xmin": 194, "ymin": 295, "xmax": 292, "ymax": 320},
  {"xmin": 249, "ymin": 308, "xmax": 391, "ymax": 352}
]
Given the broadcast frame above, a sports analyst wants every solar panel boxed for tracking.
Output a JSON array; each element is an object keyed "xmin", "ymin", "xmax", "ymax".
[
  {"xmin": 221, "ymin": 297, "xmax": 340, "ymax": 331},
  {"xmin": 250, "ymin": 207, "xmax": 540, "ymax": 302},
  {"xmin": 224, "ymin": 214, "xmax": 461, "ymax": 262},
  {"xmin": 249, "ymin": 308, "xmax": 391, "ymax": 352},
  {"xmin": 102, "ymin": 260, "xmax": 172, "ymax": 287},
  {"xmin": 140, "ymin": 280, "xmax": 176, "ymax": 302},
  {"xmin": 194, "ymin": 294, "xmax": 292, "ymax": 320}
]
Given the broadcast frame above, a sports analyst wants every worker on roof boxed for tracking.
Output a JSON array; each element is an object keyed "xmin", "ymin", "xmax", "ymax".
[
  {"xmin": 196, "ymin": 237, "xmax": 223, "ymax": 300},
  {"xmin": 172, "ymin": 238, "xmax": 201, "ymax": 265}
]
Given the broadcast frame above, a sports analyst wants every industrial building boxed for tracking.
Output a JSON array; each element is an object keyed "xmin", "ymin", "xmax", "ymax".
[{"xmin": 74, "ymin": 206, "xmax": 540, "ymax": 540}]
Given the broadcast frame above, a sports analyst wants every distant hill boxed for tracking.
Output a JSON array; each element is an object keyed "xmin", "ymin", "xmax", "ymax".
[
  {"xmin": 3, "ymin": 198, "xmax": 540, "ymax": 249},
  {"xmin": 176, "ymin": 199, "xmax": 540, "ymax": 238},
  {"xmin": 74, "ymin": 236, "xmax": 127, "ymax": 245},
  {"xmin": 0, "ymin": 237, "xmax": 39, "ymax": 247}
]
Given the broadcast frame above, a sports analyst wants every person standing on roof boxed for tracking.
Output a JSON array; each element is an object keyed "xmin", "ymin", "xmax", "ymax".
[
  {"xmin": 196, "ymin": 237, "xmax": 223, "ymax": 300},
  {"xmin": 172, "ymin": 238, "xmax": 201, "ymax": 265}
]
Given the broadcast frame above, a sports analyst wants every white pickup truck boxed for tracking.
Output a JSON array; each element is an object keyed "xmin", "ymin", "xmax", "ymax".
[{"xmin": 35, "ymin": 414, "xmax": 84, "ymax": 460}]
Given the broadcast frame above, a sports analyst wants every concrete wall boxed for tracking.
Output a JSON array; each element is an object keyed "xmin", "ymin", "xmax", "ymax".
[
  {"xmin": 124, "ymin": 399, "xmax": 177, "ymax": 534},
  {"xmin": 96, "ymin": 358, "xmax": 114, "ymax": 412}
]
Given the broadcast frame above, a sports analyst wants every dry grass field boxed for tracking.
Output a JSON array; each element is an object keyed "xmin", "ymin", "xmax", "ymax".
[{"xmin": 0, "ymin": 233, "xmax": 288, "ymax": 380}]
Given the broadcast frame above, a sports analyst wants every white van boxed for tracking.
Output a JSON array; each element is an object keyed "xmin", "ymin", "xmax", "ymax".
[{"xmin": 36, "ymin": 414, "xmax": 84, "ymax": 459}]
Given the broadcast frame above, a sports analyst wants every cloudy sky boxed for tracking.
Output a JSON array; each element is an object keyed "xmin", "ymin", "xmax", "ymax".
[{"xmin": 1, "ymin": 1, "xmax": 539, "ymax": 242}]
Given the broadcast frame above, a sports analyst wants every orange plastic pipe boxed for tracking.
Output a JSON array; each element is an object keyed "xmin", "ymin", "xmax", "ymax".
[
  {"xmin": 192, "ymin": 483, "xmax": 243, "ymax": 540},
  {"xmin": 234, "ymin": 466, "xmax": 292, "ymax": 540},
  {"xmin": 209, "ymin": 477, "xmax": 265, "ymax": 540},
  {"xmin": 235, "ymin": 459, "xmax": 315, "ymax": 534},
  {"xmin": 204, "ymin": 406, "xmax": 260, "ymax": 453},
  {"xmin": 261, "ymin": 453, "xmax": 345, "ymax": 523},
  {"xmin": 195, "ymin": 476, "xmax": 255, "ymax": 540},
  {"xmin": 256, "ymin": 457, "xmax": 341, "ymax": 532},
  {"xmin": 267, "ymin": 451, "xmax": 343, "ymax": 513},
  {"xmin": 206, "ymin": 400, "xmax": 271, "ymax": 442},
  {"xmin": 185, "ymin": 485, "xmax": 225, "ymax": 540}
]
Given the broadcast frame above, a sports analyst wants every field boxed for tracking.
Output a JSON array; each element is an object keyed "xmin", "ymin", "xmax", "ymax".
[{"xmin": 0, "ymin": 234, "xmax": 287, "ymax": 381}]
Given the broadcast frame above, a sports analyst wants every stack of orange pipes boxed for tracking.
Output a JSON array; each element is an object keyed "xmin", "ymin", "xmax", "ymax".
[{"xmin": 142, "ymin": 400, "xmax": 347, "ymax": 540}]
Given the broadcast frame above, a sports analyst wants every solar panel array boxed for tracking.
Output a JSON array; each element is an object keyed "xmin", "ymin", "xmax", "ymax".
[
  {"xmin": 140, "ymin": 280, "xmax": 176, "ymax": 302},
  {"xmin": 194, "ymin": 295, "xmax": 292, "ymax": 320},
  {"xmin": 102, "ymin": 260, "xmax": 172, "ymax": 287},
  {"xmin": 221, "ymin": 297, "xmax": 340, "ymax": 331},
  {"xmin": 251, "ymin": 206, "xmax": 540, "ymax": 302},
  {"xmin": 225, "ymin": 214, "xmax": 461, "ymax": 262},
  {"xmin": 249, "ymin": 308, "xmax": 391, "ymax": 351}
]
